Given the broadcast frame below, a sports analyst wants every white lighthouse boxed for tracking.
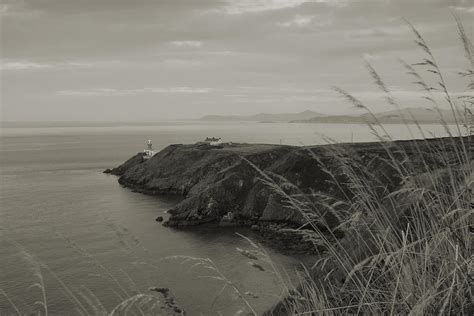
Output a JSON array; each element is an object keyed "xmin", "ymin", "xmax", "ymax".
[{"xmin": 144, "ymin": 139, "xmax": 155, "ymax": 159}]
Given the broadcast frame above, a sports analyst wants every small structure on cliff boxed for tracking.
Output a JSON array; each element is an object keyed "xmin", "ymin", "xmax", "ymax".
[
  {"xmin": 196, "ymin": 137, "xmax": 224, "ymax": 146},
  {"xmin": 144, "ymin": 139, "xmax": 156, "ymax": 159},
  {"xmin": 205, "ymin": 137, "xmax": 223, "ymax": 146}
]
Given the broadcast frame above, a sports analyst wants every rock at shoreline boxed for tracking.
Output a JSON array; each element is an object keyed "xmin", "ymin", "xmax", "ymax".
[
  {"xmin": 155, "ymin": 216, "xmax": 164, "ymax": 222},
  {"xmin": 149, "ymin": 287, "xmax": 185, "ymax": 315},
  {"xmin": 105, "ymin": 153, "xmax": 145, "ymax": 176}
]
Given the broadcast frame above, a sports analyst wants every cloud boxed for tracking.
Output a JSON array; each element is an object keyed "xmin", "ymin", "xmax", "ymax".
[
  {"xmin": 449, "ymin": 5, "xmax": 474, "ymax": 13},
  {"xmin": 1, "ymin": 61, "xmax": 51, "ymax": 70},
  {"xmin": 222, "ymin": 0, "xmax": 344, "ymax": 14},
  {"xmin": 0, "ymin": 59, "xmax": 125, "ymax": 71},
  {"xmin": 160, "ymin": 58, "xmax": 202, "ymax": 68},
  {"xmin": 278, "ymin": 14, "xmax": 333, "ymax": 28},
  {"xmin": 1, "ymin": 57, "xmax": 204, "ymax": 73},
  {"xmin": 362, "ymin": 53, "xmax": 384, "ymax": 60},
  {"xmin": 350, "ymin": 89, "xmax": 474, "ymax": 101},
  {"xmin": 169, "ymin": 41, "xmax": 202, "ymax": 47},
  {"xmin": 0, "ymin": 3, "xmax": 10, "ymax": 15},
  {"xmin": 278, "ymin": 15, "xmax": 313, "ymax": 27},
  {"xmin": 56, "ymin": 87, "xmax": 212, "ymax": 96},
  {"xmin": 348, "ymin": 28, "xmax": 389, "ymax": 39},
  {"xmin": 0, "ymin": 1, "xmax": 40, "ymax": 17},
  {"xmin": 346, "ymin": 25, "xmax": 411, "ymax": 39},
  {"xmin": 202, "ymin": 51, "xmax": 235, "ymax": 56},
  {"xmin": 3, "ymin": 0, "xmax": 471, "ymax": 121}
]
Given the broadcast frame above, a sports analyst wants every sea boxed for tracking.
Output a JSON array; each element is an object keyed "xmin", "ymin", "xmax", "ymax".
[{"xmin": 0, "ymin": 121, "xmax": 458, "ymax": 315}]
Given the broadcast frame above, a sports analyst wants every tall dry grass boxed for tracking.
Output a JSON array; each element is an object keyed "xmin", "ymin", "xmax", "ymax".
[
  {"xmin": 188, "ymin": 18, "xmax": 472, "ymax": 316},
  {"xmin": 257, "ymin": 18, "xmax": 473, "ymax": 315},
  {"xmin": 1, "ymin": 228, "xmax": 183, "ymax": 315}
]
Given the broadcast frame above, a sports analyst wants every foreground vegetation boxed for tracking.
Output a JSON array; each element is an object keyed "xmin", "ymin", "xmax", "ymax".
[{"xmin": 261, "ymin": 18, "xmax": 473, "ymax": 315}]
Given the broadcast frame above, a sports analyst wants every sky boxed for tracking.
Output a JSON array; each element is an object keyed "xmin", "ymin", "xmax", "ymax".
[{"xmin": 1, "ymin": 0, "xmax": 473, "ymax": 121}]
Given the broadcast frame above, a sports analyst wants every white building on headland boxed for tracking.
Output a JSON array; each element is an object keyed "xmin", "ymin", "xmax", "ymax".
[
  {"xmin": 205, "ymin": 137, "xmax": 223, "ymax": 146},
  {"xmin": 144, "ymin": 139, "xmax": 155, "ymax": 159}
]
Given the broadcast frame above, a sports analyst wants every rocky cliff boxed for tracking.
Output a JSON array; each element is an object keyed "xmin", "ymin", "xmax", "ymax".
[{"xmin": 106, "ymin": 137, "xmax": 472, "ymax": 252}]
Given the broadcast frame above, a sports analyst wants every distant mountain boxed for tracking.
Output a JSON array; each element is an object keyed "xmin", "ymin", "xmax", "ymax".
[
  {"xmin": 368, "ymin": 107, "xmax": 456, "ymax": 123},
  {"xmin": 292, "ymin": 107, "xmax": 458, "ymax": 124},
  {"xmin": 199, "ymin": 110, "xmax": 324, "ymax": 122}
]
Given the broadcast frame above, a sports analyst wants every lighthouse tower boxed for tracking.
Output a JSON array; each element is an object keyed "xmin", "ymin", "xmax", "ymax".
[{"xmin": 144, "ymin": 139, "xmax": 155, "ymax": 159}]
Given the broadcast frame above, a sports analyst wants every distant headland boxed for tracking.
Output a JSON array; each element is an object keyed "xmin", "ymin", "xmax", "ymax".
[
  {"xmin": 199, "ymin": 110, "xmax": 322, "ymax": 122},
  {"xmin": 199, "ymin": 107, "xmax": 459, "ymax": 124}
]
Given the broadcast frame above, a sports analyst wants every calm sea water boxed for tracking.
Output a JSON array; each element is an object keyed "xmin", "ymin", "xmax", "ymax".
[{"xmin": 0, "ymin": 121, "xmax": 456, "ymax": 315}]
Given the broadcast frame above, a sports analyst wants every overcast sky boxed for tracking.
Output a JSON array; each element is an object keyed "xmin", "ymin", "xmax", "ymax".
[{"xmin": 1, "ymin": 0, "xmax": 473, "ymax": 121}]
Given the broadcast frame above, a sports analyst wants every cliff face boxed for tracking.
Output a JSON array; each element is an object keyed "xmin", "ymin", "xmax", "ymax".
[
  {"xmin": 110, "ymin": 144, "xmax": 307, "ymax": 225},
  {"xmin": 107, "ymin": 137, "xmax": 471, "ymax": 244}
]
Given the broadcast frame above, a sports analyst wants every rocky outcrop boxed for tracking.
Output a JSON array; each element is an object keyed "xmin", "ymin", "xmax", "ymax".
[
  {"xmin": 107, "ymin": 137, "xmax": 472, "ymax": 252},
  {"xmin": 104, "ymin": 153, "xmax": 145, "ymax": 175},
  {"xmin": 148, "ymin": 287, "xmax": 185, "ymax": 315}
]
